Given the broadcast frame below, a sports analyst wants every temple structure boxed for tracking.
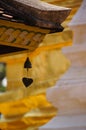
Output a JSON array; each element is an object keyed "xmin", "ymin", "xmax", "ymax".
[
  {"xmin": 0, "ymin": 0, "xmax": 71, "ymax": 130},
  {"xmin": 0, "ymin": 0, "xmax": 70, "ymax": 55},
  {"xmin": 39, "ymin": 0, "xmax": 86, "ymax": 129}
]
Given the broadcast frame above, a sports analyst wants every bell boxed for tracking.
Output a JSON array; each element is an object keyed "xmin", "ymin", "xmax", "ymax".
[{"xmin": 24, "ymin": 57, "xmax": 32, "ymax": 69}]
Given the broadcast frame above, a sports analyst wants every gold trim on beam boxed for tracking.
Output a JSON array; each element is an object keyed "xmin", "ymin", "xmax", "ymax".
[{"xmin": 0, "ymin": 19, "xmax": 50, "ymax": 55}]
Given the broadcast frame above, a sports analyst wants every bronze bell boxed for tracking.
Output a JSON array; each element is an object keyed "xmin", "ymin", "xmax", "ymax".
[{"xmin": 24, "ymin": 57, "xmax": 32, "ymax": 69}]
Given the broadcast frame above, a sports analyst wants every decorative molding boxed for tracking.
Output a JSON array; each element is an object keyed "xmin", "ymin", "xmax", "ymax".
[{"xmin": 0, "ymin": 19, "xmax": 49, "ymax": 55}]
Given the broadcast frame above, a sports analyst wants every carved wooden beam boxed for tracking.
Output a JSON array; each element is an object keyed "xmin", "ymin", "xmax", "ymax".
[
  {"xmin": 0, "ymin": 19, "xmax": 49, "ymax": 55},
  {"xmin": 0, "ymin": 0, "xmax": 71, "ymax": 55},
  {"xmin": 0, "ymin": 0, "xmax": 71, "ymax": 32}
]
